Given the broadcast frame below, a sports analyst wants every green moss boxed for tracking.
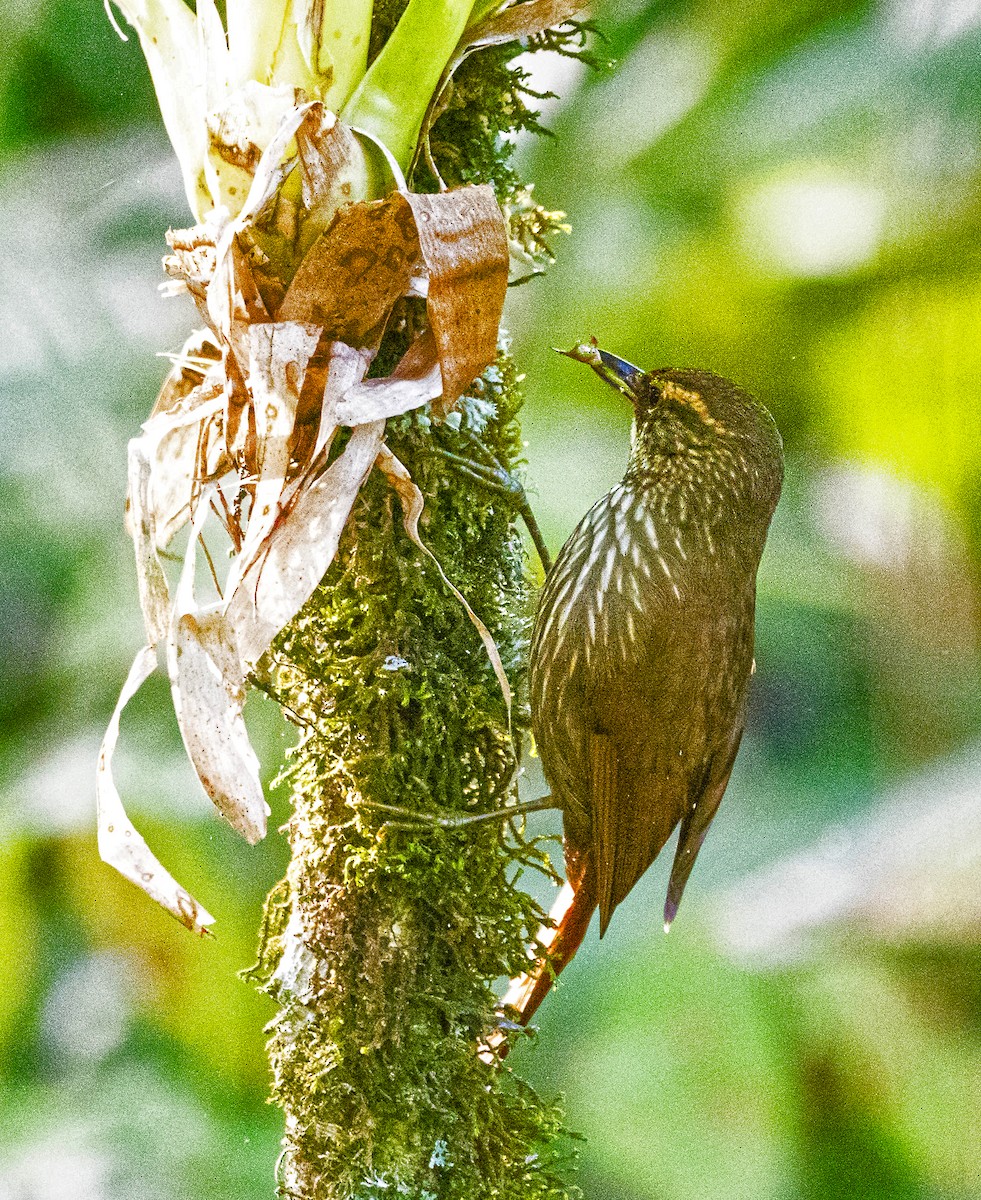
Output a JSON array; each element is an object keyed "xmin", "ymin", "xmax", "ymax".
[
  {"xmin": 261, "ymin": 365, "xmax": 578, "ymax": 1198},
  {"xmin": 255, "ymin": 23, "xmax": 592, "ymax": 1200}
]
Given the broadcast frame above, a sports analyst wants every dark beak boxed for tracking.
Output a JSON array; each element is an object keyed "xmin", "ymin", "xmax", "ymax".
[{"xmin": 556, "ymin": 342, "xmax": 646, "ymax": 401}]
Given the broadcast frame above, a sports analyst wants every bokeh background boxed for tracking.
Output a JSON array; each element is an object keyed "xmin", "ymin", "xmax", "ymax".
[{"xmin": 3, "ymin": 0, "xmax": 981, "ymax": 1196}]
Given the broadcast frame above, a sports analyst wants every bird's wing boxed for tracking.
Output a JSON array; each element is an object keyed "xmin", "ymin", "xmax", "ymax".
[
  {"xmin": 587, "ymin": 581, "xmax": 754, "ymax": 933},
  {"xmin": 663, "ymin": 728, "xmax": 743, "ymax": 928}
]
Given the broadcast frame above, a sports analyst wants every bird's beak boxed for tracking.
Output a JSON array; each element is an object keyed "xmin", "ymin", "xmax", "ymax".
[{"xmin": 556, "ymin": 343, "xmax": 646, "ymax": 402}]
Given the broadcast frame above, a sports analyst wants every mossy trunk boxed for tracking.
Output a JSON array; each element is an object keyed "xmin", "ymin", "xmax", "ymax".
[{"xmin": 251, "ymin": 361, "xmax": 575, "ymax": 1197}]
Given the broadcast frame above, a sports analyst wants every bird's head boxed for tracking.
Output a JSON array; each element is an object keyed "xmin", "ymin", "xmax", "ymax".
[{"xmin": 560, "ymin": 342, "xmax": 783, "ymax": 481}]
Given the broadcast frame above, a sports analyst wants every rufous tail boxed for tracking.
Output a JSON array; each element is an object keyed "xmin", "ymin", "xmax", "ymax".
[{"xmin": 487, "ymin": 873, "xmax": 596, "ymax": 1060}]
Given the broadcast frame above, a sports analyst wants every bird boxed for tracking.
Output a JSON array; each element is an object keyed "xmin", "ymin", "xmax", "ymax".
[{"xmin": 500, "ymin": 343, "xmax": 784, "ymax": 1033}]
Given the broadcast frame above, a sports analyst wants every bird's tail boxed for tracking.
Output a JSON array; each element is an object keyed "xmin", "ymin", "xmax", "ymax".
[{"xmin": 486, "ymin": 871, "xmax": 596, "ymax": 1060}]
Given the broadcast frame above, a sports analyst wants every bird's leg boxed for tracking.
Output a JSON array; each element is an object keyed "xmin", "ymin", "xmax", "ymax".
[
  {"xmin": 433, "ymin": 432, "xmax": 553, "ymax": 575},
  {"xmin": 358, "ymin": 795, "xmax": 555, "ymax": 832}
]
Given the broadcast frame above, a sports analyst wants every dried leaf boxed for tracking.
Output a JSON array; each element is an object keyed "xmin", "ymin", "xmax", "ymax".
[
  {"xmin": 125, "ymin": 438, "xmax": 172, "ymax": 646},
  {"xmin": 144, "ymin": 386, "xmax": 228, "ymax": 550},
  {"xmin": 164, "ymin": 221, "xmax": 220, "ymax": 315},
  {"xmin": 208, "ymin": 231, "xmax": 271, "ymax": 379},
  {"xmin": 465, "ymin": 0, "xmax": 587, "ymax": 50},
  {"xmin": 169, "ymin": 517, "xmax": 269, "ymax": 842},
  {"xmin": 229, "ymin": 420, "xmax": 386, "ymax": 665},
  {"xmin": 314, "ymin": 340, "xmax": 374, "ymax": 454},
  {"xmin": 206, "ymin": 102, "xmax": 315, "ymax": 355},
  {"xmin": 334, "ymin": 329, "xmax": 443, "ymax": 425},
  {"xmin": 403, "ymin": 186, "xmax": 508, "ymax": 414},
  {"xmin": 231, "ymin": 320, "xmax": 322, "ymax": 577},
  {"xmin": 234, "ymin": 100, "xmax": 317, "ymax": 228},
  {"xmin": 295, "ymin": 106, "xmax": 371, "ymax": 237},
  {"xmin": 97, "ymin": 645, "xmax": 216, "ymax": 934},
  {"xmin": 376, "ymin": 445, "xmax": 512, "ymax": 714},
  {"xmin": 152, "ymin": 328, "xmax": 222, "ymax": 419},
  {"xmin": 169, "ymin": 607, "xmax": 268, "ymax": 843},
  {"xmin": 277, "ymin": 192, "xmax": 421, "ymax": 344}
]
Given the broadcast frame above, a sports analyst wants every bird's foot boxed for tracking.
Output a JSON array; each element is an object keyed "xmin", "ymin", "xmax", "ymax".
[
  {"xmin": 432, "ymin": 432, "xmax": 552, "ymax": 574},
  {"xmin": 357, "ymin": 796, "xmax": 555, "ymax": 832},
  {"xmin": 478, "ymin": 1015, "xmax": 531, "ymax": 1066}
]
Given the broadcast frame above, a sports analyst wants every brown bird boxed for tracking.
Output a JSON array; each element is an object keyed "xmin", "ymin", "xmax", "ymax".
[{"xmin": 502, "ymin": 344, "xmax": 783, "ymax": 1031}]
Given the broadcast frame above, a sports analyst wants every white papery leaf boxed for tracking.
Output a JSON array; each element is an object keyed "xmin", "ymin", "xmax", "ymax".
[
  {"xmin": 229, "ymin": 420, "xmax": 386, "ymax": 665},
  {"xmin": 145, "ymin": 391, "xmax": 227, "ymax": 549},
  {"xmin": 169, "ymin": 506, "xmax": 269, "ymax": 842},
  {"xmin": 169, "ymin": 606, "xmax": 268, "ymax": 843},
  {"xmin": 126, "ymin": 437, "xmax": 172, "ymax": 647},
  {"xmin": 205, "ymin": 82, "xmax": 299, "ymax": 217},
  {"xmin": 110, "ymin": 0, "xmax": 212, "ymax": 218},
  {"xmin": 314, "ymin": 340, "xmax": 374, "ymax": 453},
  {"xmin": 335, "ymin": 330, "xmax": 443, "ymax": 425},
  {"xmin": 231, "ymin": 321, "xmax": 322, "ymax": 574},
  {"xmin": 97, "ymin": 646, "xmax": 216, "ymax": 934}
]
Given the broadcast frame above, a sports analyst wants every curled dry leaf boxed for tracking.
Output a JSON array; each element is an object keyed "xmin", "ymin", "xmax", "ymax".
[
  {"xmin": 314, "ymin": 340, "xmax": 375, "ymax": 453},
  {"xmin": 97, "ymin": 646, "xmax": 216, "ymax": 935},
  {"xmin": 335, "ymin": 329, "xmax": 443, "ymax": 426},
  {"xmin": 376, "ymin": 445, "xmax": 512, "ymax": 716},
  {"xmin": 145, "ymin": 387, "xmax": 228, "ymax": 550},
  {"xmin": 169, "ymin": 508, "xmax": 269, "ymax": 843},
  {"xmin": 229, "ymin": 419, "xmax": 386, "ymax": 665},
  {"xmin": 403, "ymin": 187, "xmax": 508, "ymax": 415},
  {"xmin": 233, "ymin": 320, "xmax": 322, "ymax": 573},
  {"xmin": 205, "ymin": 82, "xmax": 299, "ymax": 216},
  {"xmin": 294, "ymin": 107, "xmax": 372, "ymax": 247},
  {"xmin": 169, "ymin": 606, "xmax": 269, "ymax": 844},
  {"xmin": 278, "ymin": 192, "xmax": 421, "ymax": 343}
]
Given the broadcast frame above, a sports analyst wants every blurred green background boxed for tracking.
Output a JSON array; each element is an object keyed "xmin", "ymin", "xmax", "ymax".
[{"xmin": 2, "ymin": 0, "xmax": 981, "ymax": 1196}]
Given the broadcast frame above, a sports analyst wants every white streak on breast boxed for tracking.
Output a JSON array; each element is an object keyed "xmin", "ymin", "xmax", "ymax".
[{"xmin": 599, "ymin": 541, "xmax": 617, "ymax": 599}]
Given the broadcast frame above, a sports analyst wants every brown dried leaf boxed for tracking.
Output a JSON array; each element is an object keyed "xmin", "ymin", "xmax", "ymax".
[
  {"xmin": 229, "ymin": 420, "xmax": 386, "ymax": 665},
  {"xmin": 208, "ymin": 233, "xmax": 271, "ymax": 383},
  {"xmin": 223, "ymin": 346, "xmax": 256, "ymax": 468},
  {"xmin": 403, "ymin": 186, "xmax": 508, "ymax": 414},
  {"xmin": 334, "ymin": 329, "xmax": 443, "ymax": 425},
  {"xmin": 169, "ymin": 521, "xmax": 268, "ymax": 843},
  {"xmin": 376, "ymin": 445, "xmax": 512, "ymax": 714},
  {"xmin": 97, "ymin": 646, "xmax": 216, "ymax": 934},
  {"xmin": 152, "ymin": 329, "xmax": 222, "ymax": 419},
  {"xmin": 277, "ymin": 192, "xmax": 420, "ymax": 345},
  {"xmin": 164, "ymin": 222, "xmax": 220, "ymax": 319}
]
